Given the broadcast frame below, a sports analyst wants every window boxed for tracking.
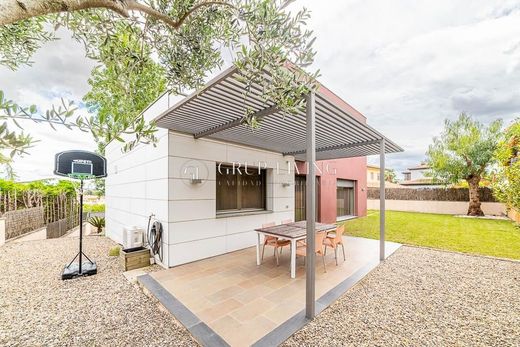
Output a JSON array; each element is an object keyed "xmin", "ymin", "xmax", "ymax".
[
  {"xmin": 370, "ymin": 172, "xmax": 374, "ymax": 180},
  {"xmin": 294, "ymin": 176, "xmax": 320, "ymax": 222},
  {"xmin": 216, "ymin": 166, "xmax": 266, "ymax": 213},
  {"xmin": 376, "ymin": 173, "xmax": 380, "ymax": 181},
  {"xmin": 337, "ymin": 179, "xmax": 355, "ymax": 217}
]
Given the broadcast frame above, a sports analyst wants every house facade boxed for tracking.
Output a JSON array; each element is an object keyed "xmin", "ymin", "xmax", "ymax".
[
  {"xmin": 294, "ymin": 159, "xmax": 367, "ymax": 224},
  {"xmin": 367, "ymin": 164, "xmax": 381, "ymax": 187},
  {"xmin": 105, "ymin": 79, "xmax": 375, "ymax": 268},
  {"xmin": 367, "ymin": 164, "xmax": 400, "ymax": 188},
  {"xmin": 401, "ymin": 163, "xmax": 443, "ymax": 188}
]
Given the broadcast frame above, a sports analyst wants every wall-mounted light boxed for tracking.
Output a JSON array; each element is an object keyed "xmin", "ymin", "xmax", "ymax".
[
  {"xmin": 191, "ymin": 178, "xmax": 202, "ymax": 184},
  {"xmin": 282, "ymin": 182, "xmax": 291, "ymax": 187}
]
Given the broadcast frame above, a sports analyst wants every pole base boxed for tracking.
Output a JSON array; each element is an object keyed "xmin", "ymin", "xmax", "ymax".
[{"xmin": 61, "ymin": 261, "xmax": 97, "ymax": 280}]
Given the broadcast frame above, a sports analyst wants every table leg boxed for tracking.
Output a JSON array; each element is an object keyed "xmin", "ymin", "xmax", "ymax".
[
  {"xmin": 256, "ymin": 232, "xmax": 261, "ymax": 266},
  {"xmin": 291, "ymin": 239, "xmax": 296, "ymax": 278}
]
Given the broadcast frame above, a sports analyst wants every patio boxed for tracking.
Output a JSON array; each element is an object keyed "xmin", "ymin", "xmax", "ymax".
[{"xmin": 139, "ymin": 236, "xmax": 401, "ymax": 346}]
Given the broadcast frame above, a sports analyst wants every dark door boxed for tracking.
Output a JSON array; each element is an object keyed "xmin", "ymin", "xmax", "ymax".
[
  {"xmin": 294, "ymin": 175, "xmax": 320, "ymax": 222},
  {"xmin": 336, "ymin": 179, "xmax": 355, "ymax": 217}
]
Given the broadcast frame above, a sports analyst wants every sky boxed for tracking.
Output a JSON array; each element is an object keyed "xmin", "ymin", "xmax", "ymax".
[{"xmin": 2, "ymin": 0, "xmax": 520, "ymax": 181}]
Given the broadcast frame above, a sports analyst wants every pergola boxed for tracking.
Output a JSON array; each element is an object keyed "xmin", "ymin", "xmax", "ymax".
[{"xmin": 154, "ymin": 66, "xmax": 403, "ymax": 319}]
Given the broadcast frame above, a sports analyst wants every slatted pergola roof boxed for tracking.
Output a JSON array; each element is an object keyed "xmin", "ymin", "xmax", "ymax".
[
  {"xmin": 152, "ymin": 65, "xmax": 401, "ymax": 319},
  {"xmin": 154, "ymin": 66, "xmax": 403, "ymax": 160}
]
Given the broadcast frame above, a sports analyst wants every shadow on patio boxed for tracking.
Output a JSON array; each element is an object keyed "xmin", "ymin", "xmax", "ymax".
[{"xmin": 139, "ymin": 236, "xmax": 401, "ymax": 347}]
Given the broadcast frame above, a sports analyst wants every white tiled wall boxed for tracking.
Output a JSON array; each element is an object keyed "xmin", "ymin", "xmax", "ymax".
[
  {"xmin": 104, "ymin": 128, "xmax": 170, "ymax": 267},
  {"xmin": 167, "ymin": 132, "xmax": 295, "ymax": 267},
  {"xmin": 105, "ymin": 129, "xmax": 296, "ymax": 268}
]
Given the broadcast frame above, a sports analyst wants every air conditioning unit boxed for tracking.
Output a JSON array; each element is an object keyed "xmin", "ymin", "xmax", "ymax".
[{"xmin": 122, "ymin": 226, "xmax": 144, "ymax": 250}]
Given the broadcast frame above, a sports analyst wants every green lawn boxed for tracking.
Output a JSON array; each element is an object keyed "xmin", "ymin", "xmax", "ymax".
[{"xmin": 342, "ymin": 210, "xmax": 520, "ymax": 260}]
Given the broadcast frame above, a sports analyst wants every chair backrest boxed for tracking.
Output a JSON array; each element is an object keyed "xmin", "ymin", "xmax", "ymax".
[
  {"xmin": 335, "ymin": 225, "xmax": 344, "ymax": 243},
  {"xmin": 281, "ymin": 219, "xmax": 292, "ymax": 224},
  {"xmin": 262, "ymin": 222, "xmax": 276, "ymax": 228},
  {"xmin": 316, "ymin": 231, "xmax": 327, "ymax": 253}
]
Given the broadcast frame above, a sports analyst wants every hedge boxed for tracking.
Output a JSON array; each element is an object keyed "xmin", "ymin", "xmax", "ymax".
[{"xmin": 367, "ymin": 187, "xmax": 498, "ymax": 202}]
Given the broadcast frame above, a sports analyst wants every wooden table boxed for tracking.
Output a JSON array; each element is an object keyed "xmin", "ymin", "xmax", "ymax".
[{"xmin": 254, "ymin": 222, "xmax": 337, "ymax": 278}]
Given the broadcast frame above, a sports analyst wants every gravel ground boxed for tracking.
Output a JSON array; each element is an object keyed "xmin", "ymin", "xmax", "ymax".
[
  {"xmin": 2, "ymin": 238, "xmax": 519, "ymax": 347},
  {"xmin": 284, "ymin": 246, "xmax": 520, "ymax": 347},
  {"xmin": 0, "ymin": 236, "xmax": 198, "ymax": 347}
]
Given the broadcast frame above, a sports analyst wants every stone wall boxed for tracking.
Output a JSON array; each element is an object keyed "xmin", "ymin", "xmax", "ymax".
[{"xmin": 3, "ymin": 206, "xmax": 45, "ymax": 240}]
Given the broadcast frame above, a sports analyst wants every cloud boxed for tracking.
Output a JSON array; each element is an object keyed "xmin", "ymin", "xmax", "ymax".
[
  {"xmin": 3, "ymin": 1, "xmax": 520, "ymax": 180},
  {"xmin": 1, "ymin": 30, "xmax": 97, "ymax": 181},
  {"xmin": 298, "ymin": 0, "xmax": 520, "ymax": 177}
]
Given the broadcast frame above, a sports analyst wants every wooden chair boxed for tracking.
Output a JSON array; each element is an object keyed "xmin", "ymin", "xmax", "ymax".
[
  {"xmin": 296, "ymin": 231, "xmax": 327, "ymax": 272},
  {"xmin": 323, "ymin": 225, "xmax": 346, "ymax": 265},
  {"xmin": 261, "ymin": 222, "xmax": 290, "ymax": 266}
]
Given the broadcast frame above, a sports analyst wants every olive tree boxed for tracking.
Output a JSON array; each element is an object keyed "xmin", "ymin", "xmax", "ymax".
[
  {"xmin": 427, "ymin": 113, "xmax": 502, "ymax": 216},
  {"xmin": 0, "ymin": 0, "xmax": 317, "ymax": 175}
]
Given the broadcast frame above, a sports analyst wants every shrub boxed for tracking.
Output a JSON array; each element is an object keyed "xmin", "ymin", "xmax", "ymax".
[
  {"xmin": 108, "ymin": 246, "xmax": 120, "ymax": 257},
  {"xmin": 492, "ymin": 119, "xmax": 520, "ymax": 211},
  {"xmin": 88, "ymin": 216, "xmax": 105, "ymax": 233},
  {"xmin": 83, "ymin": 203, "xmax": 105, "ymax": 213}
]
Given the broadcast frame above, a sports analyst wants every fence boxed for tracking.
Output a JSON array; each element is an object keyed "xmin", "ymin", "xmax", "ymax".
[
  {"xmin": 367, "ymin": 187, "xmax": 505, "ymax": 216},
  {"xmin": 367, "ymin": 187, "xmax": 497, "ymax": 202},
  {"xmin": 46, "ymin": 215, "xmax": 80, "ymax": 239},
  {"xmin": 3, "ymin": 207, "xmax": 45, "ymax": 240},
  {"xmin": 0, "ymin": 184, "xmax": 79, "ymax": 240}
]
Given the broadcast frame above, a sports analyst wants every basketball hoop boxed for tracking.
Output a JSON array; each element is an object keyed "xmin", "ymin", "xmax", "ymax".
[{"xmin": 54, "ymin": 150, "xmax": 107, "ymax": 280}]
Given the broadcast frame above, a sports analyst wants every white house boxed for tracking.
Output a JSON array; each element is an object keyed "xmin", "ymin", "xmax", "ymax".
[
  {"xmin": 105, "ymin": 67, "xmax": 402, "ymax": 268},
  {"xmin": 400, "ymin": 163, "xmax": 443, "ymax": 188}
]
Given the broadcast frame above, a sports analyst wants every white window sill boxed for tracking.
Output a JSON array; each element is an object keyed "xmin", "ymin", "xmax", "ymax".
[{"xmin": 216, "ymin": 210, "xmax": 273, "ymax": 219}]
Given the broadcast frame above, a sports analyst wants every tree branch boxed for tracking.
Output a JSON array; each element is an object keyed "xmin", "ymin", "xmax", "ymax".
[
  {"xmin": 170, "ymin": 1, "xmax": 235, "ymax": 29},
  {"xmin": 1, "ymin": 0, "xmax": 235, "ymax": 28}
]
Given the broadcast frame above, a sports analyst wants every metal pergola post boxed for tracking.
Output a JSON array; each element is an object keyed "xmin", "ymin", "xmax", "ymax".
[
  {"xmin": 305, "ymin": 91, "xmax": 317, "ymax": 319},
  {"xmin": 379, "ymin": 138, "xmax": 386, "ymax": 261}
]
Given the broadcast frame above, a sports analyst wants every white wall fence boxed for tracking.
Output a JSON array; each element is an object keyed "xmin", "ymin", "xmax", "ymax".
[{"xmin": 368, "ymin": 199, "xmax": 506, "ymax": 216}]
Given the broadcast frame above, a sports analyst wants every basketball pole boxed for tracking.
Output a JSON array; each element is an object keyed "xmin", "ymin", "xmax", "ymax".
[
  {"xmin": 64, "ymin": 177, "xmax": 94, "ymax": 277},
  {"xmin": 79, "ymin": 179, "xmax": 83, "ymax": 275},
  {"xmin": 57, "ymin": 151, "xmax": 104, "ymax": 280}
]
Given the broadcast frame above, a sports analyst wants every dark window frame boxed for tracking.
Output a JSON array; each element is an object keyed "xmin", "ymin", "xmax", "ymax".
[
  {"xmin": 336, "ymin": 179, "xmax": 356, "ymax": 217},
  {"xmin": 216, "ymin": 165, "xmax": 267, "ymax": 214}
]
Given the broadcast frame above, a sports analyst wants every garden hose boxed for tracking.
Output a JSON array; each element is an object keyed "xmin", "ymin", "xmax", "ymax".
[{"xmin": 146, "ymin": 214, "xmax": 163, "ymax": 263}]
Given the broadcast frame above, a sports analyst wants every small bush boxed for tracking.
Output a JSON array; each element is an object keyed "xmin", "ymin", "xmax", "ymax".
[
  {"xmin": 108, "ymin": 246, "xmax": 120, "ymax": 257},
  {"xmin": 83, "ymin": 203, "xmax": 105, "ymax": 213},
  {"xmin": 88, "ymin": 216, "xmax": 105, "ymax": 233}
]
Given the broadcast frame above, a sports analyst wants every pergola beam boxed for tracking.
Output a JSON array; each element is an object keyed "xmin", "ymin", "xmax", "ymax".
[
  {"xmin": 379, "ymin": 138, "xmax": 386, "ymax": 261},
  {"xmin": 193, "ymin": 105, "xmax": 278, "ymax": 139},
  {"xmin": 305, "ymin": 91, "xmax": 316, "ymax": 319},
  {"xmin": 283, "ymin": 139, "xmax": 382, "ymax": 156}
]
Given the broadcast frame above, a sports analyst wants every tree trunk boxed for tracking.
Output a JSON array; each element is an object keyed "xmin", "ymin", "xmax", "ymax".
[{"xmin": 467, "ymin": 176, "xmax": 484, "ymax": 216}]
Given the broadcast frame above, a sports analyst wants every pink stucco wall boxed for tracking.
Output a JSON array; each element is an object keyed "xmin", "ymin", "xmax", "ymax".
[{"xmin": 296, "ymin": 157, "xmax": 368, "ymax": 224}]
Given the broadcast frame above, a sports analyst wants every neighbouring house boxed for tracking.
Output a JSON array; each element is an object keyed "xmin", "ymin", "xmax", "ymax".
[
  {"xmin": 400, "ymin": 162, "xmax": 443, "ymax": 188},
  {"xmin": 367, "ymin": 164, "xmax": 400, "ymax": 188},
  {"xmin": 105, "ymin": 67, "xmax": 401, "ymax": 268}
]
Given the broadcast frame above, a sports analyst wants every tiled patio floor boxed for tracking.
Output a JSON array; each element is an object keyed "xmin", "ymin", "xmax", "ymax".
[{"xmin": 149, "ymin": 236, "xmax": 401, "ymax": 346}]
